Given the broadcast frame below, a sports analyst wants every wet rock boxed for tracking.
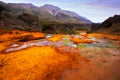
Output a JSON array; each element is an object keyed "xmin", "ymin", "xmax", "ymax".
[
  {"xmin": 46, "ymin": 34, "xmax": 53, "ymax": 38},
  {"xmin": 11, "ymin": 44, "xmax": 19, "ymax": 48}
]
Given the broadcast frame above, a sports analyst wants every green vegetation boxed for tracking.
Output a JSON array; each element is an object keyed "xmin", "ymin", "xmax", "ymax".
[
  {"xmin": 77, "ymin": 44, "xmax": 87, "ymax": 48},
  {"xmin": 62, "ymin": 36, "xmax": 73, "ymax": 45},
  {"xmin": 40, "ymin": 21, "xmax": 54, "ymax": 28},
  {"xmin": 0, "ymin": 6, "xmax": 6, "ymax": 11}
]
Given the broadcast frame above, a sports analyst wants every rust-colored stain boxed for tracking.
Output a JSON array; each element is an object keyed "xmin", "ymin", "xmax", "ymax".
[
  {"xmin": 47, "ymin": 34, "xmax": 64, "ymax": 42},
  {"xmin": 71, "ymin": 37, "xmax": 94, "ymax": 44},
  {"xmin": 88, "ymin": 33, "xmax": 120, "ymax": 40},
  {"xmin": 0, "ymin": 30, "xmax": 120, "ymax": 80},
  {"xmin": 0, "ymin": 46, "xmax": 88, "ymax": 80},
  {"xmin": 0, "ymin": 30, "xmax": 45, "ymax": 42}
]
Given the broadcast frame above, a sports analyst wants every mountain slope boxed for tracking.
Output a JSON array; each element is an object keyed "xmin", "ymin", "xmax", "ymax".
[
  {"xmin": 0, "ymin": 2, "xmax": 91, "ymax": 24},
  {"xmin": 0, "ymin": 1, "xmax": 41, "ymax": 31},
  {"xmin": 92, "ymin": 15, "xmax": 120, "ymax": 35},
  {"xmin": 0, "ymin": 1, "xmax": 91, "ymax": 34},
  {"xmin": 39, "ymin": 4, "xmax": 91, "ymax": 23}
]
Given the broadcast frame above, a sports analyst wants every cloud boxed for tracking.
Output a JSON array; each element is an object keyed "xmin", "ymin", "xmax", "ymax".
[
  {"xmin": 97, "ymin": 0, "xmax": 105, "ymax": 2},
  {"xmin": 85, "ymin": 1, "xmax": 120, "ymax": 9}
]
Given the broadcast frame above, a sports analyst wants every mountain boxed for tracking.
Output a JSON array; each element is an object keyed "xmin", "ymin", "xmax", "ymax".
[
  {"xmin": 91, "ymin": 15, "xmax": 120, "ymax": 35},
  {"xmin": 39, "ymin": 4, "xmax": 91, "ymax": 23},
  {"xmin": 0, "ymin": 2, "xmax": 91, "ymax": 23},
  {"xmin": 0, "ymin": 1, "xmax": 91, "ymax": 34},
  {"xmin": 0, "ymin": 1, "xmax": 41, "ymax": 31}
]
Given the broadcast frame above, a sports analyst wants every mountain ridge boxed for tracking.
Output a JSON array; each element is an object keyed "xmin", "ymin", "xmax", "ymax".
[
  {"xmin": 0, "ymin": 1, "xmax": 92, "ymax": 34},
  {"xmin": 0, "ymin": 1, "xmax": 91, "ymax": 23},
  {"xmin": 91, "ymin": 15, "xmax": 120, "ymax": 35}
]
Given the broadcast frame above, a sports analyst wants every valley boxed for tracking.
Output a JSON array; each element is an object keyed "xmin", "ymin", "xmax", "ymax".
[{"xmin": 0, "ymin": 1, "xmax": 120, "ymax": 80}]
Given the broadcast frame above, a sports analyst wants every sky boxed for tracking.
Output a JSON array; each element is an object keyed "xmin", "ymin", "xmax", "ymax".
[{"xmin": 1, "ymin": 0, "xmax": 120, "ymax": 23}]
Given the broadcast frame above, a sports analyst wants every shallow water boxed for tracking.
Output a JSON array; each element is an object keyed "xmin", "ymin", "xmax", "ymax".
[{"xmin": 5, "ymin": 35, "xmax": 120, "ymax": 53}]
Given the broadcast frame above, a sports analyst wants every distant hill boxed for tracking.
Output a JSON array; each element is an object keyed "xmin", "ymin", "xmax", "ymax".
[
  {"xmin": 0, "ymin": 1, "xmax": 91, "ymax": 34},
  {"xmin": 91, "ymin": 15, "xmax": 120, "ymax": 35}
]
